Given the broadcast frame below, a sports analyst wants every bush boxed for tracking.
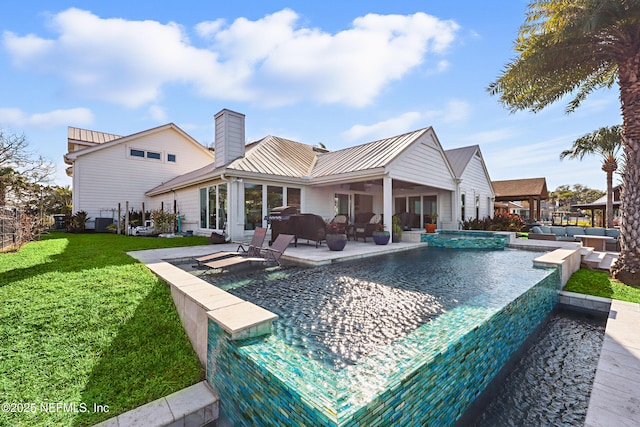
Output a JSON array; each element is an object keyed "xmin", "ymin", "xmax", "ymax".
[
  {"xmin": 461, "ymin": 213, "xmax": 525, "ymax": 232},
  {"xmin": 66, "ymin": 210, "xmax": 89, "ymax": 233},
  {"xmin": 150, "ymin": 209, "xmax": 177, "ymax": 234}
]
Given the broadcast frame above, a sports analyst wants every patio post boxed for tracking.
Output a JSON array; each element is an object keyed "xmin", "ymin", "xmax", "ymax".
[{"xmin": 383, "ymin": 175, "xmax": 393, "ymax": 241}]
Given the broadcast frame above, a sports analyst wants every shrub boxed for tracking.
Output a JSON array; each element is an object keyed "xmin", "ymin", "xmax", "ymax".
[
  {"xmin": 66, "ymin": 210, "xmax": 89, "ymax": 233},
  {"xmin": 150, "ymin": 209, "xmax": 177, "ymax": 234},
  {"xmin": 462, "ymin": 213, "xmax": 525, "ymax": 232}
]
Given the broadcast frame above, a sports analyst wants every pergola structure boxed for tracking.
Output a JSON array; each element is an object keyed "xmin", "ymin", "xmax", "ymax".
[
  {"xmin": 492, "ymin": 178, "xmax": 549, "ymax": 222},
  {"xmin": 573, "ymin": 185, "xmax": 620, "ymax": 227}
]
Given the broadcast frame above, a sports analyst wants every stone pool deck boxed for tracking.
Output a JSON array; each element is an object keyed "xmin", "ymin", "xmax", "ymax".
[
  {"xmin": 585, "ymin": 299, "xmax": 640, "ymax": 427},
  {"xmin": 126, "ymin": 236, "xmax": 640, "ymax": 427}
]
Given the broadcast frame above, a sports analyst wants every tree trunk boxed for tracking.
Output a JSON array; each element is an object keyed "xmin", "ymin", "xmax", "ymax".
[
  {"xmin": 607, "ymin": 171, "xmax": 613, "ymax": 228},
  {"xmin": 611, "ymin": 51, "xmax": 640, "ymax": 286}
]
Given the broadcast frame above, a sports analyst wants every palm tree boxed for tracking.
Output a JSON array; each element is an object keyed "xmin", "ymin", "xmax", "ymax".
[
  {"xmin": 488, "ymin": 0, "xmax": 640, "ymax": 285},
  {"xmin": 560, "ymin": 125, "xmax": 622, "ymax": 228}
]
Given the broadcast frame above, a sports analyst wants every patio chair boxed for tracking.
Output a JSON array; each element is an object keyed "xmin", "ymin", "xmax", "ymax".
[
  {"xmin": 203, "ymin": 233, "xmax": 294, "ymax": 271},
  {"xmin": 195, "ymin": 227, "xmax": 267, "ymax": 265},
  {"xmin": 329, "ymin": 214, "xmax": 348, "ymax": 234},
  {"xmin": 354, "ymin": 213, "xmax": 381, "ymax": 242}
]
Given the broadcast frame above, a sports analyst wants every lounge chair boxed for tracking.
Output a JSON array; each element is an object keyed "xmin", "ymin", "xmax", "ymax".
[
  {"xmin": 195, "ymin": 227, "xmax": 267, "ymax": 265},
  {"xmin": 204, "ymin": 233, "xmax": 294, "ymax": 271}
]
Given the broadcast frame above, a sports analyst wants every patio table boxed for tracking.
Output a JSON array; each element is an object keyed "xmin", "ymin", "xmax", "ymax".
[{"xmin": 574, "ymin": 235, "xmax": 615, "ymax": 252}]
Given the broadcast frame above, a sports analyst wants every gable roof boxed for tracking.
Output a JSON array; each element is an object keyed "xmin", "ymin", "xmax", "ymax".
[
  {"xmin": 492, "ymin": 178, "xmax": 548, "ymax": 200},
  {"xmin": 444, "ymin": 145, "xmax": 480, "ymax": 178},
  {"xmin": 228, "ymin": 135, "xmax": 318, "ymax": 177},
  {"xmin": 145, "ymin": 135, "xmax": 317, "ymax": 196},
  {"xmin": 65, "ymin": 123, "xmax": 213, "ymax": 161},
  {"xmin": 68, "ymin": 127, "xmax": 122, "ymax": 145},
  {"xmin": 311, "ymin": 127, "xmax": 431, "ymax": 178}
]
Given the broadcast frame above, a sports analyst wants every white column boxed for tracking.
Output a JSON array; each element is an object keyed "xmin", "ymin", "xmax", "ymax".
[{"xmin": 383, "ymin": 175, "xmax": 393, "ymax": 241}]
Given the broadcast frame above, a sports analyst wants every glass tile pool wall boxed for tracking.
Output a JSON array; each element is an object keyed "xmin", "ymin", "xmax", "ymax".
[{"xmin": 205, "ymin": 247, "xmax": 561, "ymax": 426}]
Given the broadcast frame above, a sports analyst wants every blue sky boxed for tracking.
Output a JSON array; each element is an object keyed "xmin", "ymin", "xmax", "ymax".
[{"xmin": 0, "ymin": 1, "xmax": 623, "ymax": 192}]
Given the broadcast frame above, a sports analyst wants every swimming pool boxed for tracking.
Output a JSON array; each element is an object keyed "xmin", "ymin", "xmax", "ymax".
[
  {"xmin": 197, "ymin": 246, "xmax": 561, "ymax": 426},
  {"xmin": 472, "ymin": 309, "xmax": 605, "ymax": 426}
]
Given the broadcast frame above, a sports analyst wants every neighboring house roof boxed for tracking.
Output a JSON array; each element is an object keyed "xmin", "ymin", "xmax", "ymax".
[
  {"xmin": 492, "ymin": 178, "xmax": 549, "ymax": 200},
  {"xmin": 573, "ymin": 185, "xmax": 621, "ymax": 209},
  {"xmin": 444, "ymin": 145, "xmax": 480, "ymax": 178},
  {"xmin": 311, "ymin": 127, "xmax": 431, "ymax": 178}
]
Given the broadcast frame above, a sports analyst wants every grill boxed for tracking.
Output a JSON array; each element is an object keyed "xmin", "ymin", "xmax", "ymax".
[
  {"xmin": 266, "ymin": 206, "xmax": 298, "ymax": 245},
  {"xmin": 266, "ymin": 206, "xmax": 326, "ymax": 247}
]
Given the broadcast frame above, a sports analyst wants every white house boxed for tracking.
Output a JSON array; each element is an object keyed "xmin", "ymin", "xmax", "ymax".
[
  {"xmin": 64, "ymin": 123, "xmax": 214, "ymax": 230},
  {"xmin": 444, "ymin": 145, "xmax": 495, "ymax": 223},
  {"xmin": 65, "ymin": 109, "xmax": 495, "ymax": 241}
]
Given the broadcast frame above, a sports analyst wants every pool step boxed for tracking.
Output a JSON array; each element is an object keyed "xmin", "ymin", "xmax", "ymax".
[{"xmin": 582, "ymin": 251, "xmax": 617, "ymax": 271}]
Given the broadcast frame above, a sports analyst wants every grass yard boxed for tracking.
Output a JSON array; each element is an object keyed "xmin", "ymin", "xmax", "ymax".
[
  {"xmin": 564, "ymin": 268, "xmax": 640, "ymax": 304},
  {"xmin": 0, "ymin": 232, "xmax": 211, "ymax": 427}
]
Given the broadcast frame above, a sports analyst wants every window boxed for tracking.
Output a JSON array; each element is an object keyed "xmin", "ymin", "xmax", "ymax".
[
  {"xmin": 287, "ymin": 188, "xmax": 301, "ymax": 211},
  {"xmin": 244, "ymin": 184, "xmax": 263, "ymax": 230},
  {"xmin": 335, "ymin": 194, "xmax": 350, "ymax": 216},
  {"xmin": 167, "ymin": 154, "xmax": 176, "ymax": 162},
  {"xmin": 199, "ymin": 188, "xmax": 207, "ymax": 228},
  {"xmin": 147, "ymin": 151, "xmax": 161, "ymax": 160},
  {"xmin": 130, "ymin": 149, "xmax": 144, "ymax": 158},
  {"xmin": 354, "ymin": 194, "xmax": 373, "ymax": 215},
  {"xmin": 267, "ymin": 186, "xmax": 283, "ymax": 213},
  {"xmin": 199, "ymin": 184, "xmax": 227, "ymax": 229},
  {"xmin": 461, "ymin": 194, "xmax": 466, "ymax": 221},
  {"xmin": 476, "ymin": 195, "xmax": 480, "ymax": 220}
]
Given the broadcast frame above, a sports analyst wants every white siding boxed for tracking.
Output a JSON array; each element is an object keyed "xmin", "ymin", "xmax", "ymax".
[
  {"xmin": 304, "ymin": 186, "xmax": 335, "ymax": 219},
  {"xmin": 459, "ymin": 153, "xmax": 494, "ymax": 220},
  {"xmin": 214, "ymin": 110, "xmax": 245, "ymax": 169},
  {"xmin": 73, "ymin": 128, "xmax": 213, "ymax": 226},
  {"xmin": 388, "ymin": 131, "xmax": 456, "ymax": 191}
]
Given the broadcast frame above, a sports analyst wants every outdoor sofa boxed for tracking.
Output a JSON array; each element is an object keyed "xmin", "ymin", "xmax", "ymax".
[{"xmin": 529, "ymin": 225, "xmax": 620, "ymax": 251}]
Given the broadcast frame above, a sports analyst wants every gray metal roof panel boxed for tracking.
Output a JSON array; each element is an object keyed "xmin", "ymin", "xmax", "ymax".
[
  {"xmin": 444, "ymin": 145, "xmax": 479, "ymax": 178},
  {"xmin": 311, "ymin": 128, "xmax": 429, "ymax": 178}
]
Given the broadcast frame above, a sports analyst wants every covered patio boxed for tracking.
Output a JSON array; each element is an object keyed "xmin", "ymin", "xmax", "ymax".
[{"xmin": 492, "ymin": 178, "xmax": 549, "ymax": 222}]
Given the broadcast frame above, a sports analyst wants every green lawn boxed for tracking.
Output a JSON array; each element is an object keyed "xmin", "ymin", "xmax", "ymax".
[
  {"xmin": 564, "ymin": 268, "xmax": 640, "ymax": 304},
  {"xmin": 0, "ymin": 232, "xmax": 210, "ymax": 427}
]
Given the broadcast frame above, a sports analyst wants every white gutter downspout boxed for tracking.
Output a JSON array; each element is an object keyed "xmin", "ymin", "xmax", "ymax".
[{"xmin": 220, "ymin": 173, "xmax": 233, "ymax": 237}]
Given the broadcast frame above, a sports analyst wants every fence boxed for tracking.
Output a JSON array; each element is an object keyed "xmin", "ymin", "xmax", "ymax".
[{"xmin": 0, "ymin": 206, "xmax": 20, "ymax": 252}]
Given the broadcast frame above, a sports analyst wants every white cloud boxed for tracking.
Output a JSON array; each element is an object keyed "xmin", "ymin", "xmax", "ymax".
[
  {"xmin": 147, "ymin": 105, "xmax": 168, "ymax": 122},
  {"xmin": 342, "ymin": 112, "xmax": 423, "ymax": 142},
  {"xmin": 3, "ymin": 8, "xmax": 460, "ymax": 108},
  {"xmin": 342, "ymin": 100, "xmax": 470, "ymax": 142},
  {"xmin": 462, "ymin": 127, "xmax": 517, "ymax": 144},
  {"xmin": 0, "ymin": 107, "xmax": 93, "ymax": 129}
]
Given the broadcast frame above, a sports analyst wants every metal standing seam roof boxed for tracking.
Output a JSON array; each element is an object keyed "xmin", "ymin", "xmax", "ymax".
[
  {"xmin": 311, "ymin": 127, "xmax": 431, "ymax": 178},
  {"xmin": 444, "ymin": 145, "xmax": 480, "ymax": 179},
  {"xmin": 145, "ymin": 136, "xmax": 317, "ymax": 195},
  {"xmin": 68, "ymin": 127, "xmax": 122, "ymax": 144},
  {"xmin": 228, "ymin": 135, "xmax": 318, "ymax": 177}
]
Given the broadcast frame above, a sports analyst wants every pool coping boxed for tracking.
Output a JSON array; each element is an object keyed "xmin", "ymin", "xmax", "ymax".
[
  {"xmin": 93, "ymin": 381, "xmax": 218, "ymax": 427},
  {"xmin": 584, "ymin": 299, "xmax": 640, "ymax": 427}
]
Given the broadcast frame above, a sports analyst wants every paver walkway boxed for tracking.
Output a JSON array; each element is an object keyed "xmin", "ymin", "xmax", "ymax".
[{"xmin": 585, "ymin": 299, "xmax": 640, "ymax": 427}]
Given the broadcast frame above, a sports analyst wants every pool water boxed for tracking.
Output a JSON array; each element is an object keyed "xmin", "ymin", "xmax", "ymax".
[
  {"xmin": 199, "ymin": 245, "xmax": 561, "ymax": 426},
  {"xmin": 472, "ymin": 309, "xmax": 605, "ymax": 427},
  {"xmin": 202, "ymin": 247, "xmax": 549, "ymax": 370}
]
